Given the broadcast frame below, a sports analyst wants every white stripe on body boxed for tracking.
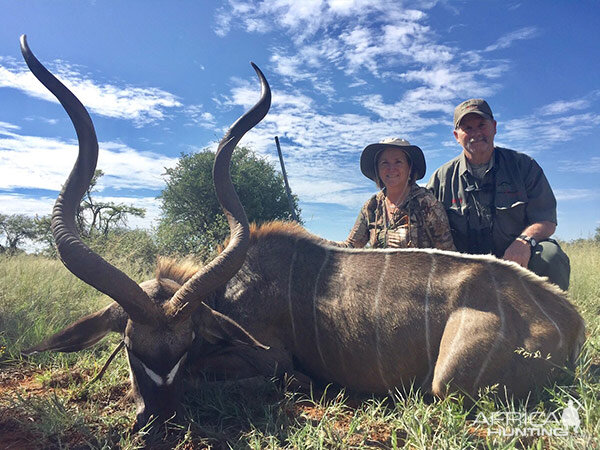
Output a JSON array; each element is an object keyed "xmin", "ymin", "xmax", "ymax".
[
  {"xmin": 288, "ymin": 238, "xmax": 299, "ymax": 350},
  {"xmin": 421, "ymin": 255, "xmax": 437, "ymax": 390},
  {"xmin": 313, "ymin": 249, "xmax": 331, "ymax": 372},
  {"xmin": 519, "ymin": 277, "xmax": 564, "ymax": 350},
  {"xmin": 374, "ymin": 253, "xmax": 392, "ymax": 390},
  {"xmin": 433, "ymin": 305, "xmax": 469, "ymax": 389},
  {"xmin": 334, "ymin": 259, "xmax": 354, "ymax": 381},
  {"xmin": 473, "ymin": 263, "xmax": 506, "ymax": 391}
]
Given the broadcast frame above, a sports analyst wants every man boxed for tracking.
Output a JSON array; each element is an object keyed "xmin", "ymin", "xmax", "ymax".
[{"xmin": 427, "ymin": 99, "xmax": 570, "ymax": 290}]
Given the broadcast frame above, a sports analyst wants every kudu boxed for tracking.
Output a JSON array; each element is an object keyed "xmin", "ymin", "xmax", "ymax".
[{"xmin": 21, "ymin": 35, "xmax": 585, "ymax": 431}]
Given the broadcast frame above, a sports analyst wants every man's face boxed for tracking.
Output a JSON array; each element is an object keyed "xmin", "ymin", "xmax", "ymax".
[{"xmin": 453, "ymin": 113, "xmax": 497, "ymax": 163}]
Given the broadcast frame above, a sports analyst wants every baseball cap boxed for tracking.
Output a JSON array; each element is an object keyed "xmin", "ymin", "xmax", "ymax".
[{"xmin": 454, "ymin": 99, "xmax": 494, "ymax": 128}]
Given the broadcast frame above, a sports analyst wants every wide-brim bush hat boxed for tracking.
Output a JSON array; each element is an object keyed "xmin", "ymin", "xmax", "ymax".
[{"xmin": 360, "ymin": 137, "xmax": 426, "ymax": 182}]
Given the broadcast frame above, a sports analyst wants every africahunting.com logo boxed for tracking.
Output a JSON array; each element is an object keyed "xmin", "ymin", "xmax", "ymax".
[{"xmin": 473, "ymin": 400, "xmax": 581, "ymax": 437}]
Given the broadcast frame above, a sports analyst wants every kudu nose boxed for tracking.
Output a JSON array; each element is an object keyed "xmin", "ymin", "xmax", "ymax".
[{"xmin": 133, "ymin": 403, "xmax": 183, "ymax": 433}]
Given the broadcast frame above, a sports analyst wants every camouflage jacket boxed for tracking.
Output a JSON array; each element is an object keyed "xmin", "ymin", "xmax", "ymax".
[{"xmin": 340, "ymin": 184, "xmax": 456, "ymax": 250}]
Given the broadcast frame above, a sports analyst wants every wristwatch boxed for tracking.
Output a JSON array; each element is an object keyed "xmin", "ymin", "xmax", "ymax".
[{"xmin": 518, "ymin": 234, "xmax": 537, "ymax": 248}]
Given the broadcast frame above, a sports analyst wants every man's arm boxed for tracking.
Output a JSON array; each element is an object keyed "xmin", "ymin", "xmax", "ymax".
[{"xmin": 502, "ymin": 220, "xmax": 556, "ymax": 267}]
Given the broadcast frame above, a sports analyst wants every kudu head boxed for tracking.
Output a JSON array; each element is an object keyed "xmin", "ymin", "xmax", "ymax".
[{"xmin": 20, "ymin": 35, "xmax": 270, "ymax": 431}]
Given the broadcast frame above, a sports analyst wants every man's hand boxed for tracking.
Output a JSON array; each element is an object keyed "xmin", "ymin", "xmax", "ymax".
[
  {"xmin": 502, "ymin": 238, "xmax": 531, "ymax": 268},
  {"xmin": 502, "ymin": 221, "xmax": 555, "ymax": 268}
]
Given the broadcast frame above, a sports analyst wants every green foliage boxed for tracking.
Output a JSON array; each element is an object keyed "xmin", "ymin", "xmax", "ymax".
[
  {"xmin": 32, "ymin": 214, "xmax": 54, "ymax": 256},
  {"xmin": 86, "ymin": 228, "xmax": 159, "ymax": 276},
  {"xmin": 0, "ymin": 213, "xmax": 37, "ymax": 254},
  {"xmin": 157, "ymin": 146, "xmax": 302, "ymax": 258}
]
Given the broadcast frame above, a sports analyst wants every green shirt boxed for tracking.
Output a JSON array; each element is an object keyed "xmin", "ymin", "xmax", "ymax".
[{"xmin": 426, "ymin": 147, "xmax": 557, "ymax": 257}]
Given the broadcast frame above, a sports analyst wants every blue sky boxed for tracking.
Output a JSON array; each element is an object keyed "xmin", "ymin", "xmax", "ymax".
[{"xmin": 1, "ymin": 0, "xmax": 598, "ymax": 244}]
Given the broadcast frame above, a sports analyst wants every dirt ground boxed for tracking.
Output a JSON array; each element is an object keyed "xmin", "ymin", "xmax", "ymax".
[{"xmin": 0, "ymin": 366, "xmax": 401, "ymax": 449}]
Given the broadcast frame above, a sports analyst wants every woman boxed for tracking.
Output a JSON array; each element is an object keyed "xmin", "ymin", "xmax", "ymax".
[{"xmin": 341, "ymin": 138, "xmax": 455, "ymax": 250}]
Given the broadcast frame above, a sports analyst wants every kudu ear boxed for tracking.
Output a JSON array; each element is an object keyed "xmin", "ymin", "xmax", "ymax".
[
  {"xmin": 194, "ymin": 303, "xmax": 268, "ymax": 350},
  {"xmin": 23, "ymin": 302, "xmax": 127, "ymax": 354}
]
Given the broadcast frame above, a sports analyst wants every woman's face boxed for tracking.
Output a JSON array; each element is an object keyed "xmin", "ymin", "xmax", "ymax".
[{"xmin": 376, "ymin": 147, "xmax": 411, "ymax": 190}]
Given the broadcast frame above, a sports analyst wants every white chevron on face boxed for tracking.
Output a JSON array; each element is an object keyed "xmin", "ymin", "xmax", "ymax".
[{"xmin": 140, "ymin": 353, "xmax": 188, "ymax": 386}]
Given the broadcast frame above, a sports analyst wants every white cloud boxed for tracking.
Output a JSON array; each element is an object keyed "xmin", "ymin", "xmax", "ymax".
[
  {"xmin": 484, "ymin": 26, "xmax": 538, "ymax": 52},
  {"xmin": 493, "ymin": 93, "xmax": 600, "ymax": 152},
  {"xmin": 0, "ymin": 193, "xmax": 55, "ymax": 216},
  {"xmin": 217, "ymin": 0, "xmax": 436, "ymax": 44},
  {"xmin": 0, "ymin": 59, "xmax": 182, "ymax": 126},
  {"xmin": 557, "ymin": 157, "xmax": 600, "ymax": 174},
  {"xmin": 96, "ymin": 142, "xmax": 179, "ymax": 190},
  {"xmin": 538, "ymin": 99, "xmax": 590, "ymax": 116},
  {"xmin": 356, "ymin": 93, "xmax": 444, "ymax": 129},
  {"xmin": 213, "ymin": 9, "xmax": 232, "ymax": 37},
  {"xmin": 223, "ymin": 79, "xmax": 265, "ymax": 108},
  {"xmin": 222, "ymin": 77, "xmax": 315, "ymax": 112},
  {"xmin": 24, "ymin": 116, "xmax": 60, "ymax": 125},
  {"xmin": 183, "ymin": 104, "xmax": 217, "ymax": 128},
  {"xmin": 0, "ymin": 121, "xmax": 20, "ymax": 132},
  {"xmin": 215, "ymin": 0, "xmax": 510, "ymax": 114},
  {"xmin": 554, "ymin": 188, "xmax": 600, "ymax": 201},
  {"xmin": 217, "ymin": 1, "xmax": 448, "ymax": 77},
  {"xmin": 270, "ymin": 53, "xmax": 312, "ymax": 80},
  {"xmin": 501, "ymin": 112, "xmax": 600, "ymax": 152},
  {"xmin": 0, "ymin": 127, "xmax": 178, "ymax": 192},
  {"xmin": 348, "ymin": 78, "xmax": 367, "ymax": 88},
  {"xmin": 399, "ymin": 64, "xmax": 502, "ymax": 101},
  {"xmin": 269, "ymin": 20, "xmax": 455, "ymax": 79}
]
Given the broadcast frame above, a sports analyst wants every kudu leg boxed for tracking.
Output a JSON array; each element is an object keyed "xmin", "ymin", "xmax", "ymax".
[
  {"xmin": 432, "ymin": 306, "xmax": 560, "ymax": 401},
  {"xmin": 431, "ymin": 307, "xmax": 517, "ymax": 400}
]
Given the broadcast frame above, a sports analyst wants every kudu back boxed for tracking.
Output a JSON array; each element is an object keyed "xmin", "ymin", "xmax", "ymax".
[
  {"xmin": 22, "ymin": 35, "xmax": 585, "ymax": 431},
  {"xmin": 207, "ymin": 224, "xmax": 585, "ymax": 399}
]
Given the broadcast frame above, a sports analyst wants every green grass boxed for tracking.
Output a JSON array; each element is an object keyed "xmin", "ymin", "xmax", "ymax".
[{"xmin": 1, "ymin": 243, "xmax": 599, "ymax": 449}]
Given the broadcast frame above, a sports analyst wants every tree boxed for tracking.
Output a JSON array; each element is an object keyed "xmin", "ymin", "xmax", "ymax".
[
  {"xmin": 0, "ymin": 213, "xmax": 37, "ymax": 254},
  {"xmin": 32, "ymin": 215, "xmax": 55, "ymax": 257},
  {"xmin": 158, "ymin": 146, "xmax": 301, "ymax": 258},
  {"xmin": 76, "ymin": 170, "xmax": 146, "ymax": 238},
  {"xmin": 31, "ymin": 170, "xmax": 148, "ymax": 256}
]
